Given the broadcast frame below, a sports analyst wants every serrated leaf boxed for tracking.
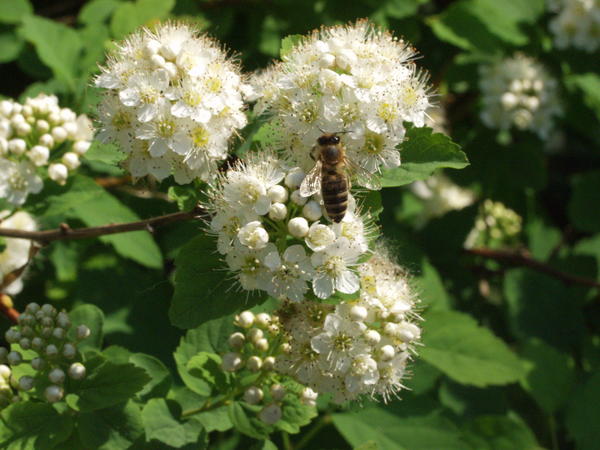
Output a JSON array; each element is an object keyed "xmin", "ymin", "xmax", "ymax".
[
  {"xmin": 280, "ymin": 34, "xmax": 303, "ymax": 59},
  {"xmin": 141, "ymin": 399, "xmax": 205, "ymax": 447},
  {"xmin": 195, "ymin": 406, "xmax": 233, "ymax": 432},
  {"xmin": 68, "ymin": 303, "xmax": 105, "ymax": 352},
  {"xmin": 19, "ymin": 16, "xmax": 83, "ymax": 89},
  {"xmin": 566, "ymin": 372, "xmax": 600, "ymax": 450},
  {"xmin": 333, "ymin": 407, "xmax": 464, "ymax": 450},
  {"xmin": 519, "ymin": 339, "xmax": 575, "ymax": 413},
  {"xmin": 169, "ymin": 235, "xmax": 267, "ymax": 329},
  {"xmin": 568, "ymin": 171, "xmax": 600, "ymax": 233},
  {"xmin": 187, "ymin": 352, "xmax": 231, "ymax": 394},
  {"xmin": 66, "ymin": 361, "xmax": 151, "ymax": 411},
  {"xmin": 461, "ymin": 415, "xmax": 539, "ymax": 450},
  {"xmin": 419, "ymin": 310, "xmax": 525, "ymax": 387},
  {"xmin": 0, "ymin": 0, "xmax": 32, "ymax": 24},
  {"xmin": 0, "ymin": 402, "xmax": 73, "ymax": 449},
  {"xmin": 174, "ymin": 315, "xmax": 235, "ymax": 396},
  {"xmin": 129, "ymin": 353, "xmax": 172, "ymax": 401},
  {"xmin": 77, "ymin": 401, "xmax": 144, "ymax": 450},
  {"xmin": 228, "ymin": 402, "xmax": 270, "ymax": 439},
  {"xmin": 381, "ymin": 126, "xmax": 468, "ymax": 187},
  {"xmin": 110, "ymin": 0, "xmax": 175, "ymax": 38}
]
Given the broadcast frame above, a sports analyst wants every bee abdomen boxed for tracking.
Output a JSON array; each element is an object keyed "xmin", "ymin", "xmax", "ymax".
[{"xmin": 321, "ymin": 175, "xmax": 348, "ymax": 223}]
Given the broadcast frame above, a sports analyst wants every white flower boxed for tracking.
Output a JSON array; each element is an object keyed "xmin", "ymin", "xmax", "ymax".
[
  {"xmin": 264, "ymin": 245, "xmax": 314, "ymax": 301},
  {"xmin": 250, "ymin": 20, "xmax": 433, "ymax": 178},
  {"xmin": 95, "ymin": 22, "xmax": 248, "ymax": 183},
  {"xmin": 479, "ymin": 54, "xmax": 562, "ymax": 139},
  {"xmin": 311, "ymin": 237, "xmax": 361, "ymax": 299},
  {"xmin": 311, "ymin": 313, "xmax": 367, "ymax": 372},
  {"xmin": 48, "ymin": 163, "xmax": 68, "ymax": 186},
  {"xmin": 0, "ymin": 211, "xmax": 36, "ymax": 295},
  {"xmin": 237, "ymin": 221, "xmax": 270, "ymax": 250},
  {"xmin": 226, "ymin": 243, "xmax": 275, "ymax": 291},
  {"xmin": 305, "ymin": 223, "xmax": 336, "ymax": 252},
  {"xmin": 0, "ymin": 160, "xmax": 43, "ymax": 205},
  {"xmin": 549, "ymin": 0, "xmax": 600, "ymax": 52}
]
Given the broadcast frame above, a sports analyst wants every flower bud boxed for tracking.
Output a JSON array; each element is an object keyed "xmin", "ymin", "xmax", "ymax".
[
  {"xmin": 75, "ymin": 325, "xmax": 91, "ymax": 340},
  {"xmin": 270, "ymin": 384, "xmax": 286, "ymax": 401},
  {"xmin": 48, "ymin": 163, "xmax": 68, "ymax": 185},
  {"xmin": 228, "ymin": 332, "xmax": 245, "ymax": 350},
  {"xmin": 28, "ymin": 145, "xmax": 49, "ymax": 166},
  {"xmin": 243, "ymin": 386, "xmax": 263, "ymax": 404},
  {"xmin": 262, "ymin": 356, "xmax": 275, "ymax": 371},
  {"xmin": 279, "ymin": 343, "xmax": 291, "ymax": 353},
  {"xmin": 15, "ymin": 121, "xmax": 32, "ymax": 136},
  {"xmin": 290, "ymin": 189, "xmax": 307, "ymax": 206},
  {"xmin": 302, "ymin": 201, "xmax": 322, "ymax": 221},
  {"xmin": 19, "ymin": 338, "xmax": 31, "ymax": 350},
  {"xmin": 18, "ymin": 376, "xmax": 34, "ymax": 391},
  {"xmin": 48, "ymin": 368, "xmax": 65, "ymax": 384},
  {"xmin": 0, "ymin": 347, "xmax": 8, "ymax": 363},
  {"xmin": 301, "ymin": 387, "xmax": 318, "ymax": 406},
  {"xmin": 247, "ymin": 356, "xmax": 262, "ymax": 372},
  {"xmin": 36, "ymin": 119, "xmax": 50, "ymax": 133},
  {"xmin": 31, "ymin": 337, "xmax": 44, "ymax": 350},
  {"xmin": 288, "ymin": 217, "xmax": 309, "ymax": 238},
  {"xmin": 26, "ymin": 302, "xmax": 40, "ymax": 314},
  {"xmin": 44, "ymin": 385, "xmax": 64, "ymax": 402},
  {"xmin": 285, "ymin": 168, "xmax": 305, "ymax": 189},
  {"xmin": 52, "ymin": 328, "xmax": 66, "ymax": 340},
  {"xmin": 350, "ymin": 305, "xmax": 368, "ymax": 322},
  {"xmin": 40, "ymin": 317, "xmax": 54, "ymax": 328},
  {"xmin": 267, "ymin": 185, "xmax": 288, "ymax": 203},
  {"xmin": 5, "ymin": 329, "xmax": 21, "ymax": 343},
  {"xmin": 38, "ymin": 133, "xmax": 54, "ymax": 148},
  {"xmin": 56, "ymin": 312, "xmax": 71, "ymax": 329},
  {"xmin": 268, "ymin": 203, "xmax": 287, "ymax": 221},
  {"xmin": 0, "ymin": 364, "xmax": 11, "ymax": 379},
  {"xmin": 236, "ymin": 311, "xmax": 255, "ymax": 329},
  {"xmin": 364, "ymin": 329, "xmax": 381, "ymax": 345},
  {"xmin": 51, "ymin": 126, "xmax": 67, "ymax": 143},
  {"xmin": 238, "ymin": 221, "xmax": 269, "ymax": 250},
  {"xmin": 222, "ymin": 352, "xmax": 243, "ymax": 372},
  {"xmin": 45, "ymin": 344, "xmax": 58, "ymax": 358},
  {"xmin": 62, "ymin": 343, "xmax": 77, "ymax": 359},
  {"xmin": 379, "ymin": 344, "xmax": 395, "ymax": 361},
  {"xmin": 68, "ymin": 362, "xmax": 86, "ymax": 380},
  {"xmin": 73, "ymin": 140, "xmax": 91, "ymax": 155},
  {"xmin": 247, "ymin": 328, "xmax": 264, "ymax": 343},
  {"xmin": 255, "ymin": 338, "xmax": 269, "ymax": 352},
  {"xmin": 62, "ymin": 152, "xmax": 80, "ymax": 170},
  {"xmin": 31, "ymin": 357, "xmax": 45, "ymax": 371},
  {"xmin": 259, "ymin": 404, "xmax": 282, "ymax": 425},
  {"xmin": 8, "ymin": 138, "xmax": 26, "ymax": 155},
  {"xmin": 255, "ymin": 313, "xmax": 271, "ymax": 328},
  {"xmin": 398, "ymin": 322, "xmax": 421, "ymax": 343}
]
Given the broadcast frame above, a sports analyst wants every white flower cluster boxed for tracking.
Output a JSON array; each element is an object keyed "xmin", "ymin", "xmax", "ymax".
[
  {"xmin": 549, "ymin": 0, "xmax": 600, "ymax": 52},
  {"xmin": 0, "ymin": 94, "xmax": 93, "ymax": 205},
  {"xmin": 410, "ymin": 174, "xmax": 475, "ymax": 227},
  {"xmin": 95, "ymin": 22, "xmax": 248, "ymax": 184},
  {"xmin": 0, "ymin": 302, "xmax": 90, "ymax": 404},
  {"xmin": 0, "ymin": 364, "xmax": 16, "ymax": 407},
  {"xmin": 208, "ymin": 152, "xmax": 372, "ymax": 301},
  {"xmin": 249, "ymin": 20, "xmax": 432, "ymax": 174},
  {"xmin": 0, "ymin": 211, "xmax": 37, "ymax": 296},
  {"xmin": 222, "ymin": 311, "xmax": 317, "ymax": 426},
  {"xmin": 479, "ymin": 54, "xmax": 562, "ymax": 139},
  {"xmin": 464, "ymin": 200, "xmax": 522, "ymax": 249},
  {"xmin": 275, "ymin": 248, "xmax": 420, "ymax": 403}
]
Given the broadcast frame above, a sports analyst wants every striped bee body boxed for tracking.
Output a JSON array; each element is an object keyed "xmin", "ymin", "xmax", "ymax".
[{"xmin": 321, "ymin": 162, "xmax": 349, "ymax": 223}]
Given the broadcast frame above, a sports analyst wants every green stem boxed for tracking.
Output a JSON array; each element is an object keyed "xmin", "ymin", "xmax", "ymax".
[
  {"xmin": 549, "ymin": 414, "xmax": 559, "ymax": 450},
  {"xmin": 281, "ymin": 431, "xmax": 292, "ymax": 450},
  {"xmin": 294, "ymin": 414, "xmax": 332, "ymax": 450}
]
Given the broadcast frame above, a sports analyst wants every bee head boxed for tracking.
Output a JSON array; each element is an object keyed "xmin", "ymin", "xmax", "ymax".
[{"xmin": 317, "ymin": 134, "xmax": 340, "ymax": 146}]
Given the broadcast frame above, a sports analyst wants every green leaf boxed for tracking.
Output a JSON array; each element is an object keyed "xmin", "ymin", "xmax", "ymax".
[
  {"xmin": 195, "ymin": 406, "xmax": 233, "ymax": 432},
  {"xmin": 173, "ymin": 315, "xmax": 235, "ymax": 396},
  {"xmin": 19, "ymin": 16, "xmax": 83, "ymax": 89},
  {"xmin": 383, "ymin": 0, "xmax": 425, "ymax": 19},
  {"xmin": 49, "ymin": 241, "xmax": 79, "ymax": 282},
  {"xmin": 332, "ymin": 407, "xmax": 464, "ymax": 450},
  {"xmin": 79, "ymin": 0, "xmax": 120, "ymax": 25},
  {"xmin": 0, "ymin": 32, "xmax": 24, "ymax": 63},
  {"xmin": 503, "ymin": 269, "xmax": 584, "ymax": 349},
  {"xmin": 169, "ymin": 235, "xmax": 267, "ymax": 329},
  {"xmin": 0, "ymin": 0, "xmax": 32, "ymax": 24},
  {"xmin": 68, "ymin": 303, "xmax": 105, "ymax": 352},
  {"xmin": 0, "ymin": 402, "xmax": 73, "ymax": 449},
  {"xmin": 419, "ymin": 310, "xmax": 525, "ymax": 387},
  {"xmin": 187, "ymin": 352, "xmax": 231, "ymax": 394},
  {"xmin": 280, "ymin": 34, "xmax": 303, "ymax": 59},
  {"xmin": 381, "ymin": 126, "xmax": 469, "ymax": 187},
  {"xmin": 66, "ymin": 360, "xmax": 151, "ymax": 411},
  {"xmin": 519, "ymin": 339, "xmax": 575, "ymax": 413},
  {"xmin": 404, "ymin": 359, "xmax": 441, "ymax": 395},
  {"xmin": 276, "ymin": 379, "xmax": 318, "ymax": 434},
  {"xmin": 567, "ymin": 73, "xmax": 600, "ymax": 122},
  {"xmin": 77, "ymin": 401, "xmax": 144, "ymax": 450},
  {"xmin": 110, "ymin": 0, "xmax": 175, "ymax": 38},
  {"xmin": 461, "ymin": 415, "xmax": 539, "ymax": 450},
  {"xmin": 141, "ymin": 399, "xmax": 205, "ymax": 447},
  {"xmin": 168, "ymin": 186, "xmax": 202, "ymax": 212},
  {"xmin": 228, "ymin": 402, "xmax": 270, "ymax": 439},
  {"xmin": 84, "ymin": 141, "xmax": 126, "ymax": 166},
  {"xmin": 568, "ymin": 171, "xmax": 600, "ymax": 233},
  {"xmin": 526, "ymin": 219, "xmax": 561, "ymax": 261},
  {"xmin": 566, "ymin": 372, "xmax": 600, "ymax": 450},
  {"xmin": 129, "ymin": 353, "xmax": 172, "ymax": 401}
]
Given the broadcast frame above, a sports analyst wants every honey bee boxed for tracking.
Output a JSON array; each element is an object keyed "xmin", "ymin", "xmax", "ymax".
[{"xmin": 300, "ymin": 133, "xmax": 380, "ymax": 223}]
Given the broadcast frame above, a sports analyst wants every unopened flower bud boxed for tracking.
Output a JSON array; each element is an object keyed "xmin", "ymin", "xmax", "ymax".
[
  {"xmin": 48, "ymin": 163, "xmax": 68, "ymax": 185},
  {"xmin": 243, "ymin": 386, "xmax": 263, "ymax": 404},
  {"xmin": 290, "ymin": 189, "xmax": 307, "ymax": 206},
  {"xmin": 262, "ymin": 356, "xmax": 275, "ymax": 371},
  {"xmin": 0, "ymin": 364, "xmax": 11, "ymax": 379},
  {"xmin": 279, "ymin": 343, "xmax": 291, "ymax": 353},
  {"xmin": 270, "ymin": 384, "xmax": 286, "ymax": 401},
  {"xmin": 40, "ymin": 317, "xmax": 54, "ymax": 328},
  {"xmin": 18, "ymin": 376, "xmax": 34, "ymax": 391},
  {"xmin": 238, "ymin": 221, "xmax": 269, "ymax": 250},
  {"xmin": 28, "ymin": 145, "xmax": 49, "ymax": 166},
  {"xmin": 38, "ymin": 133, "xmax": 54, "ymax": 148},
  {"xmin": 31, "ymin": 337, "xmax": 44, "ymax": 350},
  {"xmin": 380, "ymin": 345, "xmax": 395, "ymax": 361},
  {"xmin": 73, "ymin": 140, "xmax": 91, "ymax": 155},
  {"xmin": 56, "ymin": 312, "xmax": 71, "ymax": 329},
  {"xmin": 259, "ymin": 404, "xmax": 282, "ymax": 425},
  {"xmin": 285, "ymin": 168, "xmax": 305, "ymax": 189},
  {"xmin": 398, "ymin": 322, "xmax": 421, "ymax": 343},
  {"xmin": 364, "ymin": 329, "xmax": 381, "ymax": 345},
  {"xmin": 268, "ymin": 203, "xmax": 287, "ymax": 221},
  {"xmin": 288, "ymin": 217, "xmax": 309, "ymax": 238},
  {"xmin": 7, "ymin": 352, "xmax": 22, "ymax": 366},
  {"xmin": 45, "ymin": 344, "xmax": 58, "ymax": 358},
  {"xmin": 52, "ymin": 328, "xmax": 65, "ymax": 340},
  {"xmin": 62, "ymin": 152, "xmax": 80, "ymax": 170},
  {"xmin": 44, "ymin": 385, "xmax": 64, "ymax": 402},
  {"xmin": 5, "ymin": 329, "xmax": 21, "ymax": 343},
  {"xmin": 31, "ymin": 357, "xmax": 45, "ymax": 371},
  {"xmin": 26, "ymin": 303, "xmax": 40, "ymax": 314},
  {"xmin": 8, "ymin": 139, "xmax": 26, "ymax": 155},
  {"xmin": 19, "ymin": 338, "xmax": 31, "ymax": 350},
  {"xmin": 302, "ymin": 201, "xmax": 322, "ymax": 221},
  {"xmin": 68, "ymin": 362, "xmax": 86, "ymax": 380},
  {"xmin": 247, "ymin": 356, "xmax": 262, "ymax": 372},
  {"xmin": 41, "ymin": 327, "xmax": 53, "ymax": 338},
  {"xmin": 222, "ymin": 352, "xmax": 243, "ymax": 372},
  {"xmin": 62, "ymin": 343, "xmax": 77, "ymax": 359},
  {"xmin": 0, "ymin": 348, "xmax": 8, "ymax": 363},
  {"xmin": 228, "ymin": 332, "xmax": 245, "ymax": 349},
  {"xmin": 51, "ymin": 126, "xmax": 67, "ymax": 143},
  {"xmin": 350, "ymin": 305, "xmax": 368, "ymax": 322},
  {"xmin": 247, "ymin": 328, "xmax": 264, "ymax": 343},
  {"xmin": 267, "ymin": 185, "xmax": 288, "ymax": 203},
  {"xmin": 75, "ymin": 325, "xmax": 90, "ymax": 340},
  {"xmin": 36, "ymin": 119, "xmax": 50, "ymax": 133},
  {"xmin": 255, "ymin": 338, "xmax": 269, "ymax": 352},
  {"xmin": 48, "ymin": 368, "xmax": 65, "ymax": 384},
  {"xmin": 236, "ymin": 311, "xmax": 255, "ymax": 329},
  {"xmin": 301, "ymin": 387, "xmax": 318, "ymax": 407}
]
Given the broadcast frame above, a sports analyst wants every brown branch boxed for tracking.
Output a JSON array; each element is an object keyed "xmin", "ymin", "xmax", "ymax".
[
  {"xmin": 0, "ymin": 206, "xmax": 207, "ymax": 244},
  {"xmin": 465, "ymin": 247, "xmax": 600, "ymax": 289},
  {"xmin": 0, "ymin": 295, "xmax": 19, "ymax": 324}
]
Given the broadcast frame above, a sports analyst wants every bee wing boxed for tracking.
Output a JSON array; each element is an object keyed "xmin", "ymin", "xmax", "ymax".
[
  {"xmin": 346, "ymin": 157, "xmax": 382, "ymax": 191},
  {"xmin": 299, "ymin": 160, "xmax": 323, "ymax": 197}
]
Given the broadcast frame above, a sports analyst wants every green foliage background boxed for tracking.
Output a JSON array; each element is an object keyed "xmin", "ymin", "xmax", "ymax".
[{"xmin": 0, "ymin": 0, "xmax": 599, "ymax": 448}]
